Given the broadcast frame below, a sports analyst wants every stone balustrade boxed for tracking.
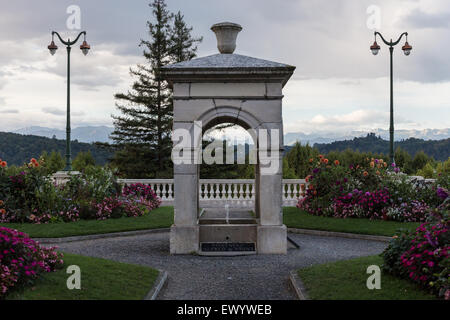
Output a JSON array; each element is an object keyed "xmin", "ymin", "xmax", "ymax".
[
  {"xmin": 117, "ymin": 178, "xmax": 307, "ymax": 207},
  {"xmin": 53, "ymin": 174, "xmax": 436, "ymax": 208}
]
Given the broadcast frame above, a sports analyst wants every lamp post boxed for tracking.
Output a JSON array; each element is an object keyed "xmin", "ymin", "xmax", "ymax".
[
  {"xmin": 48, "ymin": 31, "xmax": 90, "ymax": 171},
  {"xmin": 370, "ymin": 31, "xmax": 411, "ymax": 167}
]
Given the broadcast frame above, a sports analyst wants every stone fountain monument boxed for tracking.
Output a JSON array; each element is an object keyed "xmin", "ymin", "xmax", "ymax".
[{"xmin": 161, "ymin": 22, "xmax": 295, "ymax": 255}]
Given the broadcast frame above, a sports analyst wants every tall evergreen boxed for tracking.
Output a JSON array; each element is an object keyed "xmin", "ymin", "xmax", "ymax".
[
  {"xmin": 111, "ymin": 1, "xmax": 202, "ymax": 178},
  {"xmin": 170, "ymin": 11, "xmax": 203, "ymax": 63}
]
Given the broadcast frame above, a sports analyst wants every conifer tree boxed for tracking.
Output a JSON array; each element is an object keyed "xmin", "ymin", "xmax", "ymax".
[
  {"xmin": 111, "ymin": 0, "xmax": 201, "ymax": 178},
  {"xmin": 170, "ymin": 11, "xmax": 203, "ymax": 63}
]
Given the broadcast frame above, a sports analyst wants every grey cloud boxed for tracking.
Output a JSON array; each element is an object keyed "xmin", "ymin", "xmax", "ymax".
[
  {"xmin": 41, "ymin": 107, "xmax": 85, "ymax": 116},
  {"xmin": 401, "ymin": 9, "xmax": 450, "ymax": 29},
  {"xmin": 73, "ymin": 111, "xmax": 86, "ymax": 116},
  {"xmin": 1, "ymin": 108, "xmax": 19, "ymax": 114},
  {"xmin": 0, "ymin": 0, "xmax": 450, "ymax": 86},
  {"xmin": 42, "ymin": 107, "xmax": 65, "ymax": 116}
]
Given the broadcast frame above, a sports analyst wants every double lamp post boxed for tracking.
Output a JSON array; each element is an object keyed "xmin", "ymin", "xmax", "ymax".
[
  {"xmin": 46, "ymin": 29, "xmax": 409, "ymax": 170},
  {"xmin": 48, "ymin": 31, "xmax": 90, "ymax": 171},
  {"xmin": 370, "ymin": 31, "xmax": 412, "ymax": 167}
]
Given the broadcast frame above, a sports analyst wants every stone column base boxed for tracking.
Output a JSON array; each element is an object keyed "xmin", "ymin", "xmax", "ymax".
[
  {"xmin": 170, "ymin": 225, "xmax": 199, "ymax": 254},
  {"xmin": 257, "ymin": 225, "xmax": 287, "ymax": 254}
]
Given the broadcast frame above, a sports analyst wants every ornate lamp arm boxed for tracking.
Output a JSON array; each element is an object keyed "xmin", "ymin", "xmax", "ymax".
[
  {"xmin": 52, "ymin": 31, "xmax": 87, "ymax": 46},
  {"xmin": 374, "ymin": 31, "xmax": 408, "ymax": 47},
  {"xmin": 391, "ymin": 32, "xmax": 408, "ymax": 46}
]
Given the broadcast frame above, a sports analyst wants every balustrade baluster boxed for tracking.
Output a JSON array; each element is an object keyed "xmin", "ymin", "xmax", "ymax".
[{"xmin": 167, "ymin": 183, "xmax": 173, "ymax": 201}]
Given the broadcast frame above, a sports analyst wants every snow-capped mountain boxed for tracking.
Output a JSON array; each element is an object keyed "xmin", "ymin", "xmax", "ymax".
[
  {"xmin": 12, "ymin": 126, "xmax": 114, "ymax": 143},
  {"xmin": 284, "ymin": 128, "xmax": 450, "ymax": 146}
]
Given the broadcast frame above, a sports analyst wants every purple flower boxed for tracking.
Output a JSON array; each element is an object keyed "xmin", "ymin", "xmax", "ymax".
[
  {"xmin": 436, "ymin": 188, "xmax": 448, "ymax": 200},
  {"xmin": 424, "ymin": 232, "xmax": 438, "ymax": 247}
]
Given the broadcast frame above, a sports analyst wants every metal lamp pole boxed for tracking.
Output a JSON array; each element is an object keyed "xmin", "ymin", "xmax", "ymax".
[
  {"xmin": 48, "ymin": 31, "xmax": 90, "ymax": 171},
  {"xmin": 370, "ymin": 31, "xmax": 412, "ymax": 167}
]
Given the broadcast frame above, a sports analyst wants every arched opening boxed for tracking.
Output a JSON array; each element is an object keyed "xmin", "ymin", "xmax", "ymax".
[
  {"xmin": 197, "ymin": 119, "xmax": 260, "ymax": 251},
  {"xmin": 199, "ymin": 122, "xmax": 256, "ymax": 209}
]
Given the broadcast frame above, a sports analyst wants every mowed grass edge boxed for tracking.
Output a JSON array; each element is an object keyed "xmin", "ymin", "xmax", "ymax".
[
  {"xmin": 2, "ymin": 206, "xmax": 419, "ymax": 238},
  {"xmin": 7, "ymin": 252, "xmax": 159, "ymax": 300},
  {"xmin": 297, "ymin": 255, "xmax": 436, "ymax": 300}
]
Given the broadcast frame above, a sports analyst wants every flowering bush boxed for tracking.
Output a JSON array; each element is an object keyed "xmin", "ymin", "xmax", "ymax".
[
  {"xmin": 330, "ymin": 188, "xmax": 391, "ymax": 219},
  {"xmin": 122, "ymin": 183, "xmax": 161, "ymax": 208},
  {"xmin": 0, "ymin": 158, "xmax": 161, "ymax": 224},
  {"xmin": 382, "ymin": 202, "xmax": 450, "ymax": 299},
  {"xmin": 93, "ymin": 184, "xmax": 162, "ymax": 220},
  {"xmin": 385, "ymin": 201, "xmax": 430, "ymax": 222},
  {"xmin": 297, "ymin": 154, "xmax": 448, "ymax": 222},
  {"xmin": 0, "ymin": 227, "xmax": 63, "ymax": 298}
]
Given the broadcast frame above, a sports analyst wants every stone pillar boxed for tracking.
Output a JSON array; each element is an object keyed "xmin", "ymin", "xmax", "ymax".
[
  {"xmin": 170, "ymin": 120, "xmax": 202, "ymax": 254},
  {"xmin": 171, "ymin": 162, "xmax": 200, "ymax": 254},
  {"xmin": 256, "ymin": 124, "xmax": 287, "ymax": 254}
]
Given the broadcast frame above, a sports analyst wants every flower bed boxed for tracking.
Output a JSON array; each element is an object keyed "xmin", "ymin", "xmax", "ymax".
[
  {"xmin": 0, "ymin": 158, "xmax": 161, "ymax": 224},
  {"xmin": 297, "ymin": 155, "xmax": 448, "ymax": 222},
  {"xmin": 382, "ymin": 202, "xmax": 449, "ymax": 299},
  {"xmin": 0, "ymin": 226, "xmax": 63, "ymax": 298}
]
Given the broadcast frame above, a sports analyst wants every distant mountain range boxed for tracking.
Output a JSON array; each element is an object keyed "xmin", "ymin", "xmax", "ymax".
[
  {"xmin": 313, "ymin": 134, "xmax": 450, "ymax": 161},
  {"xmin": 0, "ymin": 131, "xmax": 113, "ymax": 166},
  {"xmin": 11, "ymin": 126, "xmax": 450, "ymax": 145},
  {"xmin": 285, "ymin": 128, "xmax": 450, "ymax": 146},
  {"xmin": 12, "ymin": 126, "xmax": 114, "ymax": 143},
  {"xmin": 1, "ymin": 128, "xmax": 449, "ymax": 166}
]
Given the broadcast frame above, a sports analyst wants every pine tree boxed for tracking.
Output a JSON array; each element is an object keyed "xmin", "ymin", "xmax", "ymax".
[
  {"xmin": 170, "ymin": 11, "xmax": 203, "ymax": 63},
  {"xmin": 110, "ymin": 1, "xmax": 202, "ymax": 178}
]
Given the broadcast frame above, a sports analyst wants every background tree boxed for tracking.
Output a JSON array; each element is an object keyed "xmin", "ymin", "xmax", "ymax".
[
  {"xmin": 41, "ymin": 151, "xmax": 65, "ymax": 174},
  {"xmin": 72, "ymin": 151, "xmax": 96, "ymax": 172},
  {"xmin": 170, "ymin": 11, "xmax": 203, "ymax": 63},
  {"xmin": 282, "ymin": 157, "xmax": 297, "ymax": 179},
  {"xmin": 394, "ymin": 147, "xmax": 413, "ymax": 173},
  {"xmin": 285, "ymin": 142, "xmax": 318, "ymax": 178},
  {"xmin": 411, "ymin": 151, "xmax": 432, "ymax": 173},
  {"xmin": 110, "ymin": 0, "xmax": 201, "ymax": 178}
]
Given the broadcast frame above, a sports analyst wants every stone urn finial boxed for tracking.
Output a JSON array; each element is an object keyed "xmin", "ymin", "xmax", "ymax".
[{"xmin": 211, "ymin": 22, "xmax": 242, "ymax": 54}]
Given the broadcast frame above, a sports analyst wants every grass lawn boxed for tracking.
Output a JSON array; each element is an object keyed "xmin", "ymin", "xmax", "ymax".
[
  {"xmin": 1, "ymin": 206, "xmax": 173, "ymax": 238},
  {"xmin": 2, "ymin": 206, "xmax": 419, "ymax": 238},
  {"xmin": 7, "ymin": 253, "xmax": 159, "ymax": 300},
  {"xmin": 283, "ymin": 207, "xmax": 420, "ymax": 237},
  {"xmin": 297, "ymin": 255, "xmax": 436, "ymax": 300}
]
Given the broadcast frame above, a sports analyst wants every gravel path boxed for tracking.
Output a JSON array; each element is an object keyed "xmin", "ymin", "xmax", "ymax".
[{"xmin": 51, "ymin": 232, "xmax": 386, "ymax": 300}]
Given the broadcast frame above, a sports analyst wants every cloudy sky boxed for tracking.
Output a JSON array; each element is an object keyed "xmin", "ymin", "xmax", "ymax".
[{"xmin": 0, "ymin": 0, "xmax": 449, "ymax": 135}]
